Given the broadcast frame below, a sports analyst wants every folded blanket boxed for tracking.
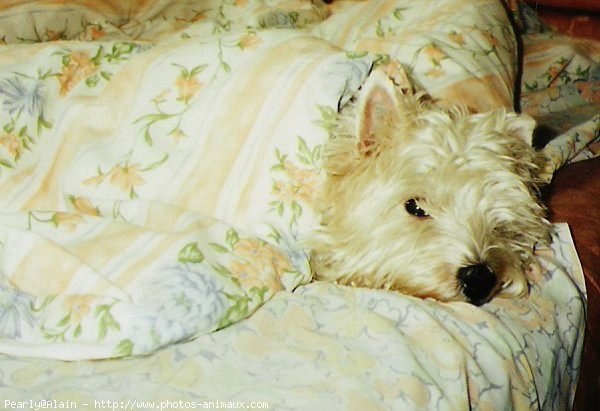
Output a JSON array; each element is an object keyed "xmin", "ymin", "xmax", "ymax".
[{"xmin": 0, "ymin": 0, "xmax": 592, "ymax": 363}]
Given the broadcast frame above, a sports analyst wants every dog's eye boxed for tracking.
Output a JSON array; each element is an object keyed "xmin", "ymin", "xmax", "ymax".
[{"xmin": 405, "ymin": 198, "xmax": 429, "ymax": 218}]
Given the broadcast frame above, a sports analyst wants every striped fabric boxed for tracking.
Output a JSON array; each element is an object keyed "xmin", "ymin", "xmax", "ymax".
[{"xmin": 0, "ymin": 1, "xmax": 593, "ymax": 409}]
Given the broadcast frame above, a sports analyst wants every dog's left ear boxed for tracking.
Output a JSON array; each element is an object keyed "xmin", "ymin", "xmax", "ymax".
[
  {"xmin": 506, "ymin": 113, "xmax": 536, "ymax": 146},
  {"xmin": 505, "ymin": 113, "xmax": 554, "ymax": 183},
  {"xmin": 356, "ymin": 71, "xmax": 402, "ymax": 157}
]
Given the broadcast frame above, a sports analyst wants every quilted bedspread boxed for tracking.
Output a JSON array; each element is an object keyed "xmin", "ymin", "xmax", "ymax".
[{"xmin": 0, "ymin": 0, "xmax": 597, "ymax": 409}]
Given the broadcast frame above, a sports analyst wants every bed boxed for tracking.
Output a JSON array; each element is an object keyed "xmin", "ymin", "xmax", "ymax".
[{"xmin": 0, "ymin": 0, "xmax": 597, "ymax": 409}]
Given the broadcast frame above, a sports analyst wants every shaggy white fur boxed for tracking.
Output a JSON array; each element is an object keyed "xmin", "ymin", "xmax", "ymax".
[{"xmin": 307, "ymin": 69, "xmax": 552, "ymax": 305}]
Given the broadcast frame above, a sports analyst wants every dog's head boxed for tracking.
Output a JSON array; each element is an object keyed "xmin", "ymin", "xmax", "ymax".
[{"xmin": 308, "ymin": 70, "xmax": 552, "ymax": 305}]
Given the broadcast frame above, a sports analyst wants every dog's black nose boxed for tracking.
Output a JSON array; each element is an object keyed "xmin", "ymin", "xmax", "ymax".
[{"xmin": 457, "ymin": 264, "xmax": 497, "ymax": 306}]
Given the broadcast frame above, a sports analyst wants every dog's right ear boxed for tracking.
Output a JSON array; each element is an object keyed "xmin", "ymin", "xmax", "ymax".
[{"xmin": 356, "ymin": 71, "xmax": 402, "ymax": 157}]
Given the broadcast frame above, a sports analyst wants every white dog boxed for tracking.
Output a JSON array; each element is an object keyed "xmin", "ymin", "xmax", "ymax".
[{"xmin": 307, "ymin": 69, "xmax": 551, "ymax": 306}]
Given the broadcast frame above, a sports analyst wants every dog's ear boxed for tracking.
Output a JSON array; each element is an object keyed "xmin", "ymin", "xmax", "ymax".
[
  {"xmin": 356, "ymin": 71, "xmax": 401, "ymax": 157},
  {"xmin": 504, "ymin": 113, "xmax": 554, "ymax": 183},
  {"xmin": 506, "ymin": 113, "xmax": 536, "ymax": 146}
]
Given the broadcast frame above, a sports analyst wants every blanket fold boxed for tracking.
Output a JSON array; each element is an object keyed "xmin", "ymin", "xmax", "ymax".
[{"xmin": 0, "ymin": 0, "xmax": 594, "ymax": 364}]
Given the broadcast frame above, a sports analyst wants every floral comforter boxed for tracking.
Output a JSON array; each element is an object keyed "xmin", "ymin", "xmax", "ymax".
[{"xmin": 0, "ymin": 0, "xmax": 597, "ymax": 409}]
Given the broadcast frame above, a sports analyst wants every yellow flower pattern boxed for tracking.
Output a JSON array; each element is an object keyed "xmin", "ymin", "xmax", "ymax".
[
  {"xmin": 0, "ymin": 132, "xmax": 23, "ymax": 160},
  {"xmin": 82, "ymin": 155, "xmax": 167, "ymax": 197},
  {"xmin": 270, "ymin": 137, "xmax": 322, "ymax": 229},
  {"xmin": 62, "ymin": 295, "xmax": 94, "ymax": 326},
  {"xmin": 51, "ymin": 212, "xmax": 86, "ymax": 231},
  {"xmin": 69, "ymin": 196, "xmax": 101, "ymax": 216},
  {"xmin": 238, "ymin": 33, "xmax": 262, "ymax": 50},
  {"xmin": 230, "ymin": 238, "xmax": 290, "ymax": 292},
  {"xmin": 108, "ymin": 165, "xmax": 146, "ymax": 193},
  {"xmin": 58, "ymin": 52, "xmax": 97, "ymax": 96},
  {"xmin": 423, "ymin": 44, "xmax": 447, "ymax": 67},
  {"xmin": 175, "ymin": 76, "xmax": 202, "ymax": 103},
  {"xmin": 0, "ymin": 2, "xmax": 592, "ymax": 409}
]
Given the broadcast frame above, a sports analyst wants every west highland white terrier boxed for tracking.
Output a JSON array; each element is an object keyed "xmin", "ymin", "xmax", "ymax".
[{"xmin": 307, "ymin": 68, "xmax": 552, "ymax": 306}]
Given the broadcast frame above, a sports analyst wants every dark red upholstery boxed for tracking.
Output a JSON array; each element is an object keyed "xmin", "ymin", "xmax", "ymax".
[
  {"xmin": 526, "ymin": 3, "xmax": 600, "ymax": 408},
  {"xmin": 524, "ymin": 0, "xmax": 600, "ymax": 39},
  {"xmin": 545, "ymin": 157, "xmax": 600, "ymax": 411}
]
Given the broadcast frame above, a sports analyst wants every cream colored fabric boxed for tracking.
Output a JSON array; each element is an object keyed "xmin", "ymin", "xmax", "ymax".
[{"xmin": 0, "ymin": 1, "xmax": 589, "ymax": 409}]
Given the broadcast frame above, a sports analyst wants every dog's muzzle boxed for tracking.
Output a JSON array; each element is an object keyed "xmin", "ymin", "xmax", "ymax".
[{"xmin": 458, "ymin": 264, "xmax": 497, "ymax": 306}]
